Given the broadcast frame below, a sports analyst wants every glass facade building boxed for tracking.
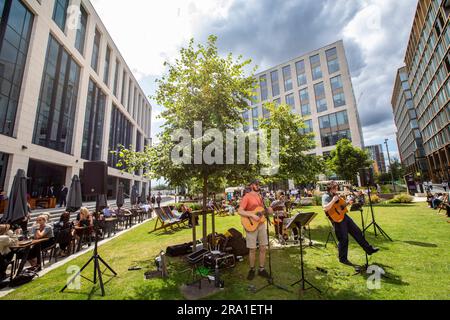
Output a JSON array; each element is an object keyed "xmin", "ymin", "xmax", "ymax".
[{"xmin": 404, "ymin": 0, "xmax": 450, "ymax": 182}]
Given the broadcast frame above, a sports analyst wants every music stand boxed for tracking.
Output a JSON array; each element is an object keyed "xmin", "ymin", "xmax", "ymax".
[{"xmin": 287, "ymin": 212, "xmax": 321, "ymax": 294}]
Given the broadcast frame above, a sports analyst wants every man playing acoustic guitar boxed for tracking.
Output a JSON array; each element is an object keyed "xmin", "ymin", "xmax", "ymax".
[
  {"xmin": 323, "ymin": 182, "xmax": 379, "ymax": 267},
  {"xmin": 238, "ymin": 180, "xmax": 273, "ymax": 281}
]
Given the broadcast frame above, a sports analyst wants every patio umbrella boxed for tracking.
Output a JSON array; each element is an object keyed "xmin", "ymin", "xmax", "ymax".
[
  {"xmin": 66, "ymin": 175, "xmax": 82, "ymax": 213},
  {"xmin": 1, "ymin": 169, "xmax": 28, "ymax": 224},
  {"xmin": 116, "ymin": 183, "xmax": 125, "ymax": 209},
  {"xmin": 140, "ymin": 186, "xmax": 146, "ymax": 204},
  {"xmin": 96, "ymin": 194, "xmax": 108, "ymax": 212},
  {"xmin": 131, "ymin": 185, "xmax": 138, "ymax": 206}
]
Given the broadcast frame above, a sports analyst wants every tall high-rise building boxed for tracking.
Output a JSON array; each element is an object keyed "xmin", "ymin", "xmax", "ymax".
[
  {"xmin": 365, "ymin": 145, "xmax": 387, "ymax": 175},
  {"xmin": 246, "ymin": 40, "xmax": 364, "ymax": 158},
  {"xmin": 404, "ymin": 0, "xmax": 450, "ymax": 182},
  {"xmin": 0, "ymin": 0, "xmax": 152, "ymax": 202},
  {"xmin": 391, "ymin": 66, "xmax": 428, "ymax": 180}
]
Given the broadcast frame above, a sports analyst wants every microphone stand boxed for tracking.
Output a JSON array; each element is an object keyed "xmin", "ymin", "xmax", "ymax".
[{"xmin": 255, "ymin": 194, "xmax": 291, "ymax": 294}]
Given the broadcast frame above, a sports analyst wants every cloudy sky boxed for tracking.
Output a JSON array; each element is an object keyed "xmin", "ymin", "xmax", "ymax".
[{"xmin": 91, "ymin": 0, "xmax": 419, "ymax": 160}]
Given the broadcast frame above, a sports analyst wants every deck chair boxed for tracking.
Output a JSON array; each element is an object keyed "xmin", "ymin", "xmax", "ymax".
[
  {"xmin": 438, "ymin": 194, "xmax": 449, "ymax": 214},
  {"xmin": 162, "ymin": 207, "xmax": 189, "ymax": 227},
  {"xmin": 213, "ymin": 203, "xmax": 228, "ymax": 217},
  {"xmin": 150, "ymin": 207, "xmax": 180, "ymax": 233}
]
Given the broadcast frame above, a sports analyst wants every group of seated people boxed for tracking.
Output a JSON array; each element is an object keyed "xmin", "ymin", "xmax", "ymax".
[
  {"xmin": 426, "ymin": 192, "xmax": 449, "ymax": 216},
  {"xmin": 172, "ymin": 204, "xmax": 199, "ymax": 228}
]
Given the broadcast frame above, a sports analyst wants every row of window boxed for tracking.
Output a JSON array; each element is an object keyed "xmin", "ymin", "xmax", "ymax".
[
  {"xmin": 255, "ymin": 47, "xmax": 341, "ymax": 104},
  {"xmin": 251, "ymin": 75, "xmax": 346, "ymax": 119},
  {"xmin": 51, "ymin": 0, "xmax": 151, "ymax": 136},
  {"xmin": 245, "ymin": 110, "xmax": 351, "ymax": 149}
]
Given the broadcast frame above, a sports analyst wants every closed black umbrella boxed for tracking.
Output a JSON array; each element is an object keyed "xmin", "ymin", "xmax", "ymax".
[
  {"xmin": 140, "ymin": 186, "xmax": 146, "ymax": 204},
  {"xmin": 2, "ymin": 169, "xmax": 28, "ymax": 224},
  {"xmin": 131, "ymin": 185, "xmax": 138, "ymax": 206},
  {"xmin": 116, "ymin": 183, "xmax": 125, "ymax": 209},
  {"xmin": 66, "ymin": 175, "xmax": 82, "ymax": 213},
  {"xmin": 97, "ymin": 194, "xmax": 108, "ymax": 211}
]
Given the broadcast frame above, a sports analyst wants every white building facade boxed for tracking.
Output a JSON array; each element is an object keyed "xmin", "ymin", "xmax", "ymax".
[{"xmin": 0, "ymin": 0, "xmax": 152, "ymax": 200}]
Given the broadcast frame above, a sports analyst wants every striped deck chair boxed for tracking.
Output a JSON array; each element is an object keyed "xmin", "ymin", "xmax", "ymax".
[
  {"xmin": 162, "ymin": 206, "xmax": 189, "ymax": 227},
  {"xmin": 150, "ymin": 207, "xmax": 180, "ymax": 233}
]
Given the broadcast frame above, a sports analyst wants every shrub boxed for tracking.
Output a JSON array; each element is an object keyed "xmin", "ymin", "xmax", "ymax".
[
  {"xmin": 389, "ymin": 194, "xmax": 414, "ymax": 204},
  {"xmin": 313, "ymin": 196, "xmax": 322, "ymax": 206},
  {"xmin": 366, "ymin": 194, "xmax": 381, "ymax": 204}
]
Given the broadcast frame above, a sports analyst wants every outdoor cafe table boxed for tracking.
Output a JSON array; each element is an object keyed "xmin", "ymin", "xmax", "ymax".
[{"xmin": 9, "ymin": 238, "xmax": 49, "ymax": 278}]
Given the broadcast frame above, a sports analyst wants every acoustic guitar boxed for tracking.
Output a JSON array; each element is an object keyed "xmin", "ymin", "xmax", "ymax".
[
  {"xmin": 326, "ymin": 197, "xmax": 350, "ymax": 223},
  {"xmin": 241, "ymin": 206, "xmax": 267, "ymax": 232}
]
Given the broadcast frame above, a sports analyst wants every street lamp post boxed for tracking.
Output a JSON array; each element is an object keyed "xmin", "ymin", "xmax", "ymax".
[{"xmin": 385, "ymin": 139, "xmax": 397, "ymax": 193}]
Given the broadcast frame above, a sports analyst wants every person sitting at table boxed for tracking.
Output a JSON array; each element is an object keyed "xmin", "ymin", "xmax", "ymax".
[
  {"xmin": 27, "ymin": 215, "xmax": 55, "ymax": 271},
  {"xmin": 0, "ymin": 224, "xmax": 18, "ymax": 281},
  {"xmin": 179, "ymin": 204, "xmax": 199, "ymax": 228},
  {"xmin": 54, "ymin": 212, "xmax": 73, "ymax": 254},
  {"xmin": 75, "ymin": 207, "xmax": 94, "ymax": 239},
  {"xmin": 102, "ymin": 205, "xmax": 115, "ymax": 219}
]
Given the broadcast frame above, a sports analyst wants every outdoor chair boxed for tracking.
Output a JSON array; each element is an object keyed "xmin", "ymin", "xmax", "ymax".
[
  {"xmin": 41, "ymin": 243, "xmax": 58, "ymax": 268},
  {"xmin": 214, "ymin": 203, "xmax": 228, "ymax": 217},
  {"xmin": 438, "ymin": 194, "xmax": 449, "ymax": 214},
  {"xmin": 150, "ymin": 207, "xmax": 180, "ymax": 233},
  {"xmin": 163, "ymin": 206, "xmax": 189, "ymax": 227}
]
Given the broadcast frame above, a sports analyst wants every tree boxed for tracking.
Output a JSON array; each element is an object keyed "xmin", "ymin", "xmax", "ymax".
[
  {"xmin": 326, "ymin": 139, "xmax": 372, "ymax": 183},
  {"xmin": 258, "ymin": 103, "xmax": 325, "ymax": 188},
  {"xmin": 389, "ymin": 158, "xmax": 405, "ymax": 182},
  {"xmin": 115, "ymin": 35, "xmax": 258, "ymax": 244}
]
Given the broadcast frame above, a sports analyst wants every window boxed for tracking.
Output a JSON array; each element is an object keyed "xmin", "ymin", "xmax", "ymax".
[
  {"xmin": 0, "ymin": 0, "xmax": 34, "ymax": 137},
  {"xmin": 252, "ymin": 107, "xmax": 259, "ymax": 118},
  {"xmin": 314, "ymin": 82, "xmax": 327, "ymax": 113},
  {"xmin": 103, "ymin": 46, "xmax": 111, "ymax": 85},
  {"xmin": 108, "ymin": 105, "xmax": 133, "ymax": 168},
  {"xmin": 128, "ymin": 81, "xmax": 133, "ymax": 114},
  {"xmin": 243, "ymin": 110, "xmax": 249, "ymax": 120},
  {"xmin": 52, "ymin": 0, "xmax": 69, "ymax": 31},
  {"xmin": 121, "ymin": 71, "xmax": 127, "ymax": 105},
  {"xmin": 75, "ymin": 5, "xmax": 87, "ymax": 54},
  {"xmin": 282, "ymin": 65, "xmax": 293, "ymax": 92},
  {"xmin": 260, "ymin": 75, "xmax": 268, "ymax": 101},
  {"xmin": 326, "ymin": 47, "xmax": 340, "ymax": 74},
  {"xmin": 300, "ymin": 119, "xmax": 313, "ymax": 135},
  {"xmin": 319, "ymin": 111, "xmax": 351, "ymax": 147},
  {"xmin": 299, "ymin": 89, "xmax": 311, "ymax": 116},
  {"xmin": 33, "ymin": 35, "xmax": 81, "ymax": 154},
  {"xmin": 91, "ymin": 29, "xmax": 101, "ymax": 72},
  {"xmin": 262, "ymin": 106, "xmax": 270, "ymax": 119},
  {"xmin": 270, "ymin": 71, "xmax": 280, "ymax": 97},
  {"xmin": 310, "ymin": 54, "xmax": 322, "ymax": 80},
  {"xmin": 0, "ymin": 152, "xmax": 9, "ymax": 191},
  {"xmin": 274, "ymin": 98, "xmax": 281, "ymax": 106},
  {"xmin": 295, "ymin": 60, "xmax": 307, "ymax": 87},
  {"xmin": 330, "ymin": 75, "xmax": 345, "ymax": 108},
  {"xmin": 113, "ymin": 59, "xmax": 120, "ymax": 97},
  {"xmin": 253, "ymin": 119, "xmax": 259, "ymax": 131},
  {"xmin": 286, "ymin": 93, "xmax": 295, "ymax": 112},
  {"xmin": 82, "ymin": 79, "xmax": 106, "ymax": 161}
]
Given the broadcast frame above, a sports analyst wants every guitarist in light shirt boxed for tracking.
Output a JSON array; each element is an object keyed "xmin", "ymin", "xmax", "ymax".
[
  {"xmin": 323, "ymin": 182, "xmax": 379, "ymax": 267},
  {"xmin": 238, "ymin": 180, "xmax": 273, "ymax": 281}
]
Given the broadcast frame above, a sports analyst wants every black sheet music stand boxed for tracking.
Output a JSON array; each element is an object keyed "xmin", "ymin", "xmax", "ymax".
[{"xmin": 286, "ymin": 212, "xmax": 321, "ymax": 294}]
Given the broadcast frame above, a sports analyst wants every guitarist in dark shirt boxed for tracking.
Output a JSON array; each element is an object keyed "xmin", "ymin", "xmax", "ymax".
[{"xmin": 323, "ymin": 182, "xmax": 379, "ymax": 267}]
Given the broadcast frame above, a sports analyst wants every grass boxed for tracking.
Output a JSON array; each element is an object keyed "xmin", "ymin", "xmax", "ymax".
[{"xmin": 2, "ymin": 203, "xmax": 449, "ymax": 300}]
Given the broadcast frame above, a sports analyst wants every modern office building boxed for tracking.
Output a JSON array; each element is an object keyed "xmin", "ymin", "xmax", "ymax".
[
  {"xmin": 0, "ymin": 0, "xmax": 152, "ymax": 202},
  {"xmin": 246, "ymin": 40, "xmax": 364, "ymax": 158},
  {"xmin": 404, "ymin": 0, "xmax": 450, "ymax": 182},
  {"xmin": 365, "ymin": 145, "xmax": 387, "ymax": 175},
  {"xmin": 391, "ymin": 66, "xmax": 429, "ymax": 180}
]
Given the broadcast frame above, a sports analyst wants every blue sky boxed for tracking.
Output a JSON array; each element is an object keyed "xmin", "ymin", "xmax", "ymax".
[{"xmin": 91, "ymin": 0, "xmax": 419, "ymax": 165}]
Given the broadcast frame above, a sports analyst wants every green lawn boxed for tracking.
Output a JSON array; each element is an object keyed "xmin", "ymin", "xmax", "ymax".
[{"xmin": 2, "ymin": 203, "xmax": 449, "ymax": 300}]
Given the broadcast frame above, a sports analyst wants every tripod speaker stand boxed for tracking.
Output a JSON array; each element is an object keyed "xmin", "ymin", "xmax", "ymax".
[
  {"xmin": 287, "ymin": 212, "xmax": 321, "ymax": 294},
  {"xmin": 363, "ymin": 187, "xmax": 392, "ymax": 242},
  {"xmin": 61, "ymin": 195, "xmax": 117, "ymax": 296}
]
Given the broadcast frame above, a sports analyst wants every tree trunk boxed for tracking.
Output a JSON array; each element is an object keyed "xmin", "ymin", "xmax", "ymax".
[{"xmin": 202, "ymin": 172, "xmax": 208, "ymax": 247}]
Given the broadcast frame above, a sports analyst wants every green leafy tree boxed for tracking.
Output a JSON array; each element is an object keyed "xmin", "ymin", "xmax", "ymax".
[
  {"xmin": 258, "ymin": 103, "xmax": 324, "ymax": 188},
  {"xmin": 115, "ymin": 35, "xmax": 258, "ymax": 243},
  {"xmin": 326, "ymin": 139, "xmax": 372, "ymax": 183}
]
